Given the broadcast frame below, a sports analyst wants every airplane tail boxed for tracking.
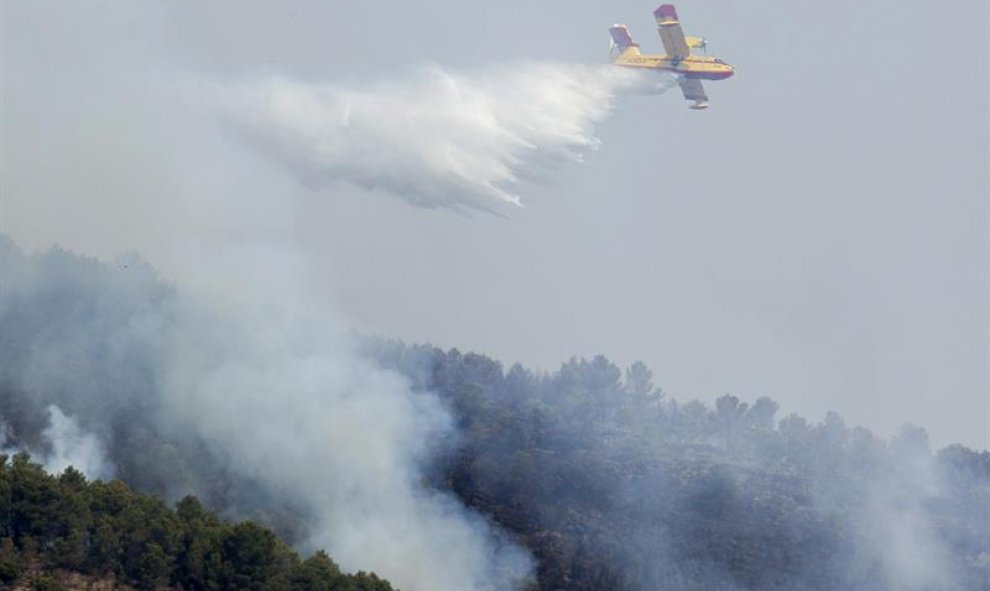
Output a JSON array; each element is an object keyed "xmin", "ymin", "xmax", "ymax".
[{"xmin": 609, "ymin": 25, "xmax": 641, "ymax": 61}]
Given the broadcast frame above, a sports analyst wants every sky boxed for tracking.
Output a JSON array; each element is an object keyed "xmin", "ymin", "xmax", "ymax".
[{"xmin": 1, "ymin": 0, "xmax": 988, "ymax": 449}]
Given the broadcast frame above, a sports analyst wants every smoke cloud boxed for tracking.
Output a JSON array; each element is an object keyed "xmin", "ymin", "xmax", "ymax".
[
  {"xmin": 39, "ymin": 406, "xmax": 115, "ymax": 481},
  {"xmin": 847, "ymin": 429, "xmax": 957, "ymax": 590},
  {"xmin": 207, "ymin": 64, "xmax": 666, "ymax": 213},
  {"xmin": 129, "ymin": 60, "xmax": 654, "ymax": 575},
  {"xmin": 1, "ymin": 405, "xmax": 114, "ymax": 481},
  {"xmin": 0, "ymin": 234, "xmax": 533, "ymax": 590},
  {"xmin": 159, "ymin": 245, "xmax": 534, "ymax": 590}
]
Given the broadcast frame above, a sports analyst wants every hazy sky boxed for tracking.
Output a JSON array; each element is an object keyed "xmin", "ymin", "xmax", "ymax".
[{"xmin": 1, "ymin": 0, "xmax": 987, "ymax": 449}]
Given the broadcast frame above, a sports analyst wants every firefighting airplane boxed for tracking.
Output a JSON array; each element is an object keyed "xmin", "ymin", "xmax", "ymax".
[{"xmin": 609, "ymin": 4, "xmax": 734, "ymax": 109}]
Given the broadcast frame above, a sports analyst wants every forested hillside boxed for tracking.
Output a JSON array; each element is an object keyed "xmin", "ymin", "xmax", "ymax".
[
  {"xmin": 366, "ymin": 341, "xmax": 990, "ymax": 591},
  {"xmin": 1, "ymin": 239, "xmax": 988, "ymax": 591},
  {"xmin": 0, "ymin": 453, "xmax": 394, "ymax": 591}
]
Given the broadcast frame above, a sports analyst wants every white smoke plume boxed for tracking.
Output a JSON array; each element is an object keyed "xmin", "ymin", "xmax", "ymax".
[
  {"xmin": 159, "ymin": 244, "xmax": 533, "ymax": 590},
  {"xmin": 1, "ymin": 405, "xmax": 114, "ymax": 481},
  {"xmin": 0, "ymin": 236, "xmax": 534, "ymax": 591},
  {"xmin": 207, "ymin": 63, "xmax": 666, "ymax": 213},
  {"xmin": 850, "ymin": 429, "xmax": 957, "ymax": 591},
  {"xmin": 40, "ymin": 405, "xmax": 115, "ymax": 481}
]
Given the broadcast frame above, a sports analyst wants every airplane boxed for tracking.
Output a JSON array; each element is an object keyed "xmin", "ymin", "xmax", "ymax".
[{"xmin": 609, "ymin": 4, "xmax": 733, "ymax": 109}]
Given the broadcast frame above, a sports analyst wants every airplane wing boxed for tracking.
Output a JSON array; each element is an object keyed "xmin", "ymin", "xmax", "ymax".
[
  {"xmin": 678, "ymin": 77, "xmax": 709, "ymax": 109},
  {"xmin": 654, "ymin": 5, "xmax": 690, "ymax": 60}
]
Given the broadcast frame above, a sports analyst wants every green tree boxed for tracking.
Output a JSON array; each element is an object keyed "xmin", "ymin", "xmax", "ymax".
[
  {"xmin": 87, "ymin": 515, "xmax": 121, "ymax": 573},
  {"xmin": 136, "ymin": 542, "xmax": 171, "ymax": 590},
  {"xmin": 350, "ymin": 571, "xmax": 395, "ymax": 591},
  {"xmin": 291, "ymin": 550, "xmax": 343, "ymax": 591},
  {"xmin": 221, "ymin": 521, "xmax": 294, "ymax": 591},
  {"xmin": 0, "ymin": 536, "xmax": 22, "ymax": 583},
  {"xmin": 175, "ymin": 497, "xmax": 224, "ymax": 591}
]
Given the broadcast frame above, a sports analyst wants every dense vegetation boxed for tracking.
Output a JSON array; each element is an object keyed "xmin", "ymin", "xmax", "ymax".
[
  {"xmin": 367, "ymin": 342, "xmax": 990, "ymax": 591},
  {"xmin": 0, "ymin": 453, "xmax": 394, "ymax": 591}
]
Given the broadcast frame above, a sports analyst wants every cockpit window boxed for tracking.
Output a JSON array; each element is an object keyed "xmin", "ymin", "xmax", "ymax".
[{"xmin": 714, "ymin": 58, "xmax": 725, "ymax": 64}]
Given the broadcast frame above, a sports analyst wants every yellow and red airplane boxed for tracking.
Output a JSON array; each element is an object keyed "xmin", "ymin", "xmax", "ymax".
[{"xmin": 610, "ymin": 4, "xmax": 734, "ymax": 109}]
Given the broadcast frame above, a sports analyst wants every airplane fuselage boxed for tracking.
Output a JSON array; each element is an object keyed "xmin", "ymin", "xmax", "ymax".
[
  {"xmin": 613, "ymin": 53, "xmax": 734, "ymax": 80},
  {"xmin": 608, "ymin": 5, "xmax": 733, "ymax": 108}
]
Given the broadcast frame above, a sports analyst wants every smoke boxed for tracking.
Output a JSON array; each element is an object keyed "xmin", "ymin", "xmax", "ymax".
[
  {"xmin": 39, "ymin": 406, "xmax": 115, "ymax": 481},
  {"xmin": 845, "ymin": 428, "xmax": 958, "ymax": 591},
  {"xmin": 159, "ymin": 244, "xmax": 534, "ymax": 590},
  {"xmin": 206, "ymin": 63, "xmax": 665, "ymax": 213},
  {"xmin": 0, "ymin": 235, "xmax": 533, "ymax": 590},
  {"xmin": 0, "ymin": 405, "xmax": 114, "ymax": 481}
]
